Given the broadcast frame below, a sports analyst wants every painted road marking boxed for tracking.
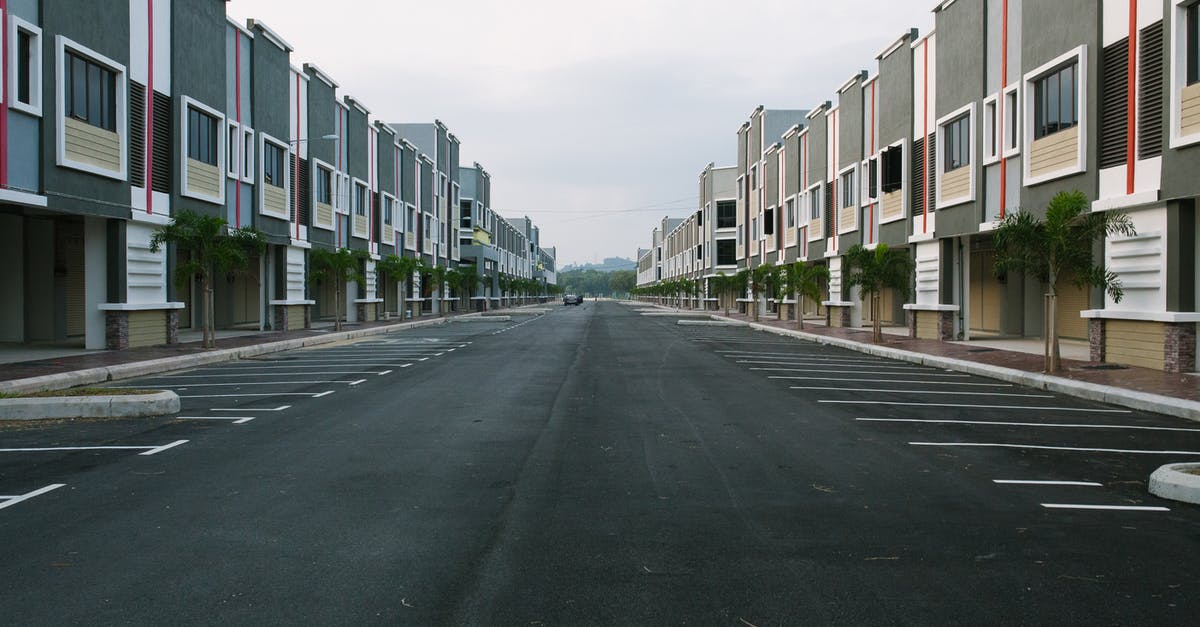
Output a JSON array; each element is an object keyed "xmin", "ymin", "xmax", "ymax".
[
  {"xmin": 737, "ymin": 360, "xmax": 932, "ymax": 370},
  {"xmin": 858, "ymin": 418, "xmax": 1200, "ymax": 432},
  {"xmin": 161, "ymin": 380, "xmax": 367, "ymax": 387},
  {"xmin": 1041, "ymin": 504, "xmax": 1169, "ymax": 512},
  {"xmin": 994, "ymin": 480, "xmax": 1103, "ymax": 486},
  {"xmin": 202, "ymin": 363, "xmax": 414, "ymax": 370},
  {"xmin": 313, "ymin": 391, "xmax": 335, "ymax": 398},
  {"xmin": 378, "ymin": 370, "xmax": 393, "ymax": 375},
  {"xmin": 824, "ymin": 401, "xmax": 1131, "ymax": 413},
  {"xmin": 159, "ymin": 371, "xmax": 392, "ymax": 378},
  {"xmin": 0, "ymin": 440, "xmax": 188, "ymax": 456},
  {"xmin": 770, "ymin": 376, "xmax": 1011, "ymax": 386},
  {"xmin": 242, "ymin": 358, "xmax": 425, "ymax": 364},
  {"xmin": 178, "ymin": 416, "xmax": 255, "ymax": 424},
  {"xmin": 212, "ymin": 405, "xmax": 291, "ymax": 412},
  {"xmin": 724, "ymin": 355, "xmax": 891, "ymax": 364},
  {"xmin": 758, "ymin": 369, "xmax": 971, "ymax": 378},
  {"xmin": 909, "ymin": 442, "xmax": 1200, "ymax": 455},
  {"xmin": 0, "ymin": 484, "xmax": 66, "ymax": 511},
  {"xmin": 348, "ymin": 379, "xmax": 366, "ymax": 386},
  {"xmin": 792, "ymin": 387, "xmax": 1053, "ymax": 398},
  {"xmin": 180, "ymin": 392, "xmax": 332, "ymax": 399}
]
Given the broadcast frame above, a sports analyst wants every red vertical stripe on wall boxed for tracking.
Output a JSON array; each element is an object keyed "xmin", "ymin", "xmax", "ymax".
[
  {"xmin": 235, "ymin": 30, "xmax": 241, "ymax": 227},
  {"xmin": 999, "ymin": 0, "xmax": 1008, "ymax": 218},
  {"xmin": 0, "ymin": 0, "xmax": 9, "ymax": 187},
  {"xmin": 294, "ymin": 73, "xmax": 301, "ymax": 241},
  {"xmin": 922, "ymin": 40, "xmax": 929, "ymax": 233},
  {"xmin": 1126, "ymin": 0, "xmax": 1138, "ymax": 195},
  {"xmin": 146, "ymin": 0, "xmax": 154, "ymax": 213},
  {"xmin": 870, "ymin": 81, "xmax": 876, "ymax": 244}
]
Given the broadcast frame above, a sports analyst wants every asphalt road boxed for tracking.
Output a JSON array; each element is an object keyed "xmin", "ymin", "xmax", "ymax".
[{"xmin": 2, "ymin": 301, "xmax": 1199, "ymax": 625}]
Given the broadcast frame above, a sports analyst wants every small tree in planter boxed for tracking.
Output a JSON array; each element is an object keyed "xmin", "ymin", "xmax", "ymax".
[
  {"xmin": 149, "ymin": 210, "xmax": 265, "ymax": 349},
  {"xmin": 782, "ymin": 261, "xmax": 830, "ymax": 330},
  {"xmin": 308, "ymin": 247, "xmax": 367, "ymax": 332},
  {"xmin": 992, "ymin": 190, "xmax": 1135, "ymax": 372},
  {"xmin": 844, "ymin": 243, "xmax": 914, "ymax": 343}
]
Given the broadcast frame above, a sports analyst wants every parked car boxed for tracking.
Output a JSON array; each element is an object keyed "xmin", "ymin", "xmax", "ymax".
[{"xmin": 563, "ymin": 294, "xmax": 582, "ymax": 306}]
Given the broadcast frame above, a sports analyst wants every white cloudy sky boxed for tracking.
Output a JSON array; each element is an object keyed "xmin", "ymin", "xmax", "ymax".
[{"xmin": 229, "ymin": 0, "xmax": 935, "ymax": 266}]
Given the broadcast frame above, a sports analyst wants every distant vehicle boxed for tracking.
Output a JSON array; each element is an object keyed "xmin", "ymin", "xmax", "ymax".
[{"xmin": 563, "ymin": 294, "xmax": 582, "ymax": 306}]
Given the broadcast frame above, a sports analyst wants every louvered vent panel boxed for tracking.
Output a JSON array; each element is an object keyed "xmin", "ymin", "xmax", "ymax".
[
  {"xmin": 297, "ymin": 156, "xmax": 310, "ymax": 226},
  {"xmin": 912, "ymin": 137, "xmax": 924, "ymax": 215},
  {"xmin": 129, "ymin": 81, "xmax": 146, "ymax": 188},
  {"xmin": 925, "ymin": 134, "xmax": 936, "ymax": 211},
  {"xmin": 151, "ymin": 91, "xmax": 172, "ymax": 194},
  {"xmin": 1099, "ymin": 38, "xmax": 1129, "ymax": 169},
  {"xmin": 1139, "ymin": 21, "xmax": 1164, "ymax": 159}
]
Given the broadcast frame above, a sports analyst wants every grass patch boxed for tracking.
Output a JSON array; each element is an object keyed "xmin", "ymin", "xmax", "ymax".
[{"xmin": 0, "ymin": 388, "xmax": 162, "ymax": 399}]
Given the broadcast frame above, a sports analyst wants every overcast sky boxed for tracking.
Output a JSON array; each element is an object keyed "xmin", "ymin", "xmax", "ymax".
[{"xmin": 230, "ymin": 0, "xmax": 935, "ymax": 267}]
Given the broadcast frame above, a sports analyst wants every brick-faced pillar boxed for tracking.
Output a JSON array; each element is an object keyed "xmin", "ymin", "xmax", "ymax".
[
  {"xmin": 167, "ymin": 311, "xmax": 179, "ymax": 345},
  {"xmin": 304, "ymin": 305, "xmax": 312, "ymax": 329},
  {"xmin": 908, "ymin": 310, "xmax": 917, "ymax": 339},
  {"xmin": 937, "ymin": 311, "xmax": 955, "ymax": 341},
  {"xmin": 1164, "ymin": 322, "xmax": 1197, "ymax": 374},
  {"xmin": 105, "ymin": 311, "xmax": 130, "ymax": 350},
  {"xmin": 1088, "ymin": 318, "xmax": 1106, "ymax": 363},
  {"xmin": 839, "ymin": 307, "xmax": 852, "ymax": 328},
  {"xmin": 356, "ymin": 302, "xmax": 367, "ymax": 324},
  {"xmin": 274, "ymin": 305, "xmax": 289, "ymax": 332}
]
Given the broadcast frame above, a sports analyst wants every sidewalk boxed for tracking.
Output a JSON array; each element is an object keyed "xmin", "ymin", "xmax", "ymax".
[{"xmin": 641, "ymin": 302, "xmax": 1200, "ymax": 422}]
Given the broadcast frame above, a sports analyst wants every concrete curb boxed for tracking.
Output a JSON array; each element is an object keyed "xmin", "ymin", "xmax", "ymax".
[
  {"xmin": 677, "ymin": 319, "xmax": 750, "ymax": 327},
  {"xmin": 1149, "ymin": 463, "xmax": 1200, "ymax": 505},
  {"xmin": 453, "ymin": 316, "xmax": 512, "ymax": 323},
  {"xmin": 0, "ymin": 390, "xmax": 180, "ymax": 420},
  {"xmin": 0, "ymin": 317, "xmax": 450, "ymax": 396},
  {"xmin": 741, "ymin": 320, "xmax": 1200, "ymax": 423}
]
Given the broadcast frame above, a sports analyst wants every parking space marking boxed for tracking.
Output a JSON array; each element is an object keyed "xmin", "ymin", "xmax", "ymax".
[
  {"xmin": 244, "ymin": 358, "xmax": 424, "ymax": 364},
  {"xmin": 792, "ymin": 387, "xmax": 1053, "ymax": 398},
  {"xmin": 180, "ymin": 392, "xmax": 332, "ymax": 399},
  {"xmin": 720, "ymin": 351, "xmax": 888, "ymax": 360},
  {"xmin": 211, "ymin": 405, "xmax": 291, "ymax": 412},
  {"xmin": 313, "ymin": 391, "xmax": 335, "ymax": 398},
  {"xmin": 758, "ymin": 369, "xmax": 972, "ymax": 378},
  {"xmin": 994, "ymin": 480, "xmax": 1103, "ymax": 486},
  {"xmin": 157, "ymin": 380, "xmax": 365, "ymax": 387},
  {"xmin": 1041, "ymin": 504, "xmax": 1170, "ymax": 512},
  {"xmin": 737, "ymin": 360, "xmax": 933, "ymax": 371},
  {"xmin": 178, "ymin": 416, "xmax": 255, "ymax": 424},
  {"xmin": 204, "ymin": 363, "xmax": 413, "ymax": 370},
  {"xmin": 909, "ymin": 442, "xmax": 1200, "ymax": 455},
  {"xmin": 858, "ymin": 417, "xmax": 1200, "ymax": 432},
  {"xmin": 0, "ymin": 484, "xmax": 66, "ymax": 511},
  {"xmin": 0, "ymin": 440, "xmax": 188, "ymax": 456},
  {"xmin": 159, "ymin": 371, "xmax": 393, "ymax": 378},
  {"xmin": 770, "ymin": 376, "xmax": 1010, "ymax": 386},
  {"xmin": 824, "ymin": 401, "xmax": 1131, "ymax": 413}
]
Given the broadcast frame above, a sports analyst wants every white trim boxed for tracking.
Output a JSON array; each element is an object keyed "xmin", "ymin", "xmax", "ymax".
[
  {"xmin": 98, "ymin": 302, "xmax": 185, "ymax": 311},
  {"xmin": 55, "ymin": 35, "xmax": 128, "ymax": 181},
  {"xmin": 982, "ymin": 92, "xmax": 1000, "ymax": 166},
  {"xmin": 179, "ymin": 95, "xmax": 227, "ymax": 205},
  {"xmin": 240, "ymin": 125, "xmax": 255, "ymax": 183},
  {"xmin": 1023, "ymin": 45, "xmax": 1089, "ymax": 185},
  {"xmin": 1081, "ymin": 309, "xmax": 1200, "ymax": 322},
  {"xmin": 879, "ymin": 137, "xmax": 909, "ymax": 225},
  {"xmin": 268, "ymin": 299, "xmax": 316, "ymax": 306},
  {"xmin": 8, "ymin": 15, "xmax": 43, "ymax": 116},
  {"xmin": 380, "ymin": 191, "xmax": 398, "ymax": 246},
  {"xmin": 302, "ymin": 62, "xmax": 338, "ymax": 88},
  {"xmin": 1001, "ymin": 81, "xmax": 1022, "ymax": 158},
  {"xmin": 310, "ymin": 157, "xmax": 336, "ymax": 230},
  {"xmin": 837, "ymin": 163, "xmax": 860, "ymax": 234},
  {"xmin": 935, "ymin": 101, "xmax": 976, "ymax": 209},
  {"xmin": 0, "ymin": 187, "xmax": 47, "ymax": 206},
  {"xmin": 902, "ymin": 303, "xmax": 960, "ymax": 311},
  {"xmin": 1170, "ymin": 0, "xmax": 1200, "ymax": 148},
  {"xmin": 351, "ymin": 177, "xmax": 370, "ymax": 239},
  {"xmin": 246, "ymin": 19, "xmax": 293, "ymax": 52},
  {"xmin": 225, "ymin": 119, "xmax": 239, "ymax": 179},
  {"xmin": 259, "ymin": 132, "xmax": 290, "ymax": 219}
]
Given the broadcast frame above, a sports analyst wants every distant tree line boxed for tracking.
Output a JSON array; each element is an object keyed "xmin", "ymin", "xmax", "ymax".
[{"xmin": 559, "ymin": 268, "xmax": 636, "ymax": 297}]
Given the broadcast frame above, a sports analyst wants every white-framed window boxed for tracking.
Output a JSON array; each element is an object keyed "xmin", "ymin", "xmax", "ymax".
[
  {"xmin": 785, "ymin": 197, "xmax": 796, "ymax": 228},
  {"xmin": 1002, "ymin": 82, "xmax": 1021, "ymax": 157},
  {"xmin": 226, "ymin": 120, "xmax": 239, "ymax": 178},
  {"xmin": 750, "ymin": 165, "xmax": 758, "ymax": 190},
  {"xmin": 763, "ymin": 206, "xmax": 775, "ymax": 236},
  {"xmin": 983, "ymin": 94, "xmax": 999, "ymax": 165},
  {"xmin": 382, "ymin": 193, "xmax": 395, "ymax": 226},
  {"xmin": 55, "ymin": 35, "xmax": 127, "ymax": 180},
  {"xmin": 9, "ymin": 15, "xmax": 42, "ymax": 116},
  {"xmin": 179, "ymin": 96, "xmax": 226, "ymax": 204},
  {"xmin": 935, "ymin": 102, "xmax": 977, "ymax": 207},
  {"xmin": 1170, "ymin": 0, "xmax": 1200, "ymax": 147},
  {"xmin": 839, "ymin": 166, "xmax": 856, "ymax": 208},
  {"xmin": 806, "ymin": 182, "xmax": 824, "ymax": 242},
  {"xmin": 240, "ymin": 126, "xmax": 255, "ymax": 182},
  {"xmin": 736, "ymin": 176, "xmax": 744, "ymax": 200},
  {"xmin": 1023, "ymin": 46, "xmax": 1088, "ymax": 184},
  {"xmin": 751, "ymin": 216, "xmax": 757, "ymax": 240},
  {"xmin": 353, "ymin": 179, "xmax": 368, "ymax": 217},
  {"xmin": 258, "ymin": 133, "xmax": 289, "ymax": 219},
  {"xmin": 310, "ymin": 158, "xmax": 335, "ymax": 231},
  {"xmin": 262, "ymin": 139, "xmax": 285, "ymax": 188}
]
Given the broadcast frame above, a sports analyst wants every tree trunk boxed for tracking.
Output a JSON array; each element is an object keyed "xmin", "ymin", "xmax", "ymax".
[
  {"xmin": 399, "ymin": 279, "xmax": 407, "ymax": 321},
  {"xmin": 873, "ymin": 292, "xmax": 883, "ymax": 343},
  {"xmin": 797, "ymin": 295, "xmax": 805, "ymax": 330},
  {"xmin": 334, "ymin": 282, "xmax": 342, "ymax": 332},
  {"xmin": 1046, "ymin": 291, "xmax": 1060, "ymax": 372},
  {"xmin": 202, "ymin": 276, "xmax": 214, "ymax": 349}
]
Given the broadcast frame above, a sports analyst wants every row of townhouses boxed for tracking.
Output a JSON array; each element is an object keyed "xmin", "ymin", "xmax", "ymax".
[
  {"xmin": 0, "ymin": 0, "xmax": 556, "ymax": 352},
  {"xmin": 637, "ymin": 0, "xmax": 1199, "ymax": 373}
]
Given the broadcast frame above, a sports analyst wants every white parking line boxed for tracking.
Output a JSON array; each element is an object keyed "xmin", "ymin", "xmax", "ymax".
[
  {"xmin": 994, "ymin": 480, "xmax": 1103, "ymax": 486},
  {"xmin": 348, "ymin": 379, "xmax": 366, "ymax": 386},
  {"xmin": 0, "ymin": 484, "xmax": 66, "ymax": 511},
  {"xmin": 858, "ymin": 418, "xmax": 1200, "ymax": 432},
  {"xmin": 180, "ymin": 392, "xmax": 330, "ymax": 399},
  {"xmin": 245, "ymin": 358, "xmax": 425, "ymax": 364},
  {"xmin": 313, "ymin": 391, "xmax": 335, "ymax": 398},
  {"xmin": 1041, "ymin": 504, "xmax": 1169, "ymax": 512},
  {"xmin": 178, "ymin": 416, "xmax": 255, "ymax": 424},
  {"xmin": 737, "ymin": 360, "xmax": 933, "ymax": 370},
  {"xmin": 758, "ymin": 369, "xmax": 971, "ymax": 378},
  {"xmin": 378, "ymin": 370, "xmax": 393, "ymax": 375},
  {"xmin": 158, "ymin": 371, "xmax": 392, "ymax": 378},
  {"xmin": 770, "ymin": 376, "xmax": 1010, "ymax": 386},
  {"xmin": 211, "ymin": 405, "xmax": 291, "ymax": 412},
  {"xmin": 793, "ymin": 387, "xmax": 1052, "ymax": 398},
  {"xmin": 722, "ymin": 352, "xmax": 888, "ymax": 362},
  {"xmin": 162, "ymin": 380, "xmax": 365, "ymax": 387},
  {"xmin": 909, "ymin": 442, "xmax": 1200, "ymax": 455},
  {"xmin": 825, "ymin": 401, "xmax": 1131, "ymax": 412},
  {"xmin": 0, "ymin": 440, "xmax": 188, "ymax": 456},
  {"xmin": 202, "ymin": 363, "xmax": 413, "ymax": 370}
]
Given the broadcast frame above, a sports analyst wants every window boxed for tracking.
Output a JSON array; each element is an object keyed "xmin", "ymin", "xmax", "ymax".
[
  {"xmin": 983, "ymin": 98, "xmax": 998, "ymax": 161},
  {"xmin": 881, "ymin": 146, "xmax": 903, "ymax": 193},
  {"xmin": 751, "ymin": 217, "xmax": 757, "ymax": 240},
  {"xmin": 716, "ymin": 200, "xmax": 736, "ymax": 228},
  {"xmin": 1033, "ymin": 62, "xmax": 1078, "ymax": 139},
  {"xmin": 750, "ymin": 165, "xmax": 757, "ymax": 190},
  {"xmin": 316, "ymin": 166, "xmax": 332, "ymax": 204},
  {"xmin": 944, "ymin": 114, "xmax": 970, "ymax": 171},
  {"xmin": 764, "ymin": 208, "xmax": 775, "ymax": 235},
  {"xmin": 717, "ymin": 239, "xmax": 736, "ymax": 265},
  {"xmin": 187, "ymin": 106, "xmax": 218, "ymax": 166},
  {"xmin": 406, "ymin": 205, "xmax": 416, "ymax": 232},
  {"xmin": 867, "ymin": 158, "xmax": 878, "ymax": 200},
  {"xmin": 226, "ymin": 122, "xmax": 239, "ymax": 177},
  {"xmin": 1189, "ymin": 2, "xmax": 1198, "ymax": 85},
  {"xmin": 10, "ymin": 18, "xmax": 42, "ymax": 115},
  {"xmin": 354, "ymin": 182, "xmax": 368, "ymax": 217},
  {"xmin": 460, "ymin": 200, "xmax": 472, "ymax": 227},
  {"xmin": 383, "ymin": 196, "xmax": 394, "ymax": 225},
  {"xmin": 1004, "ymin": 88, "xmax": 1020, "ymax": 153},
  {"xmin": 263, "ymin": 142, "xmax": 284, "ymax": 187},
  {"xmin": 809, "ymin": 185, "xmax": 822, "ymax": 220},
  {"xmin": 65, "ymin": 51, "xmax": 116, "ymax": 131},
  {"xmin": 241, "ymin": 127, "xmax": 255, "ymax": 180},
  {"xmin": 786, "ymin": 198, "xmax": 796, "ymax": 228},
  {"xmin": 840, "ymin": 169, "xmax": 856, "ymax": 207}
]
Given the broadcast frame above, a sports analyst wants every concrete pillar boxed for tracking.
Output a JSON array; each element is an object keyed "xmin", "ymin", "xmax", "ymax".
[{"xmin": 84, "ymin": 217, "xmax": 109, "ymax": 349}]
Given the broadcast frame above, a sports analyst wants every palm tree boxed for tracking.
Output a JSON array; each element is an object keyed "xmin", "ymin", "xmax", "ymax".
[
  {"xmin": 844, "ymin": 243, "xmax": 914, "ymax": 343},
  {"xmin": 428, "ymin": 264, "xmax": 448, "ymax": 315},
  {"xmin": 309, "ymin": 247, "xmax": 368, "ymax": 332},
  {"xmin": 376, "ymin": 254, "xmax": 420, "ymax": 320},
  {"xmin": 782, "ymin": 261, "xmax": 830, "ymax": 330},
  {"xmin": 733, "ymin": 269, "xmax": 750, "ymax": 317},
  {"xmin": 454, "ymin": 264, "xmax": 481, "ymax": 311},
  {"xmin": 992, "ymin": 190, "xmax": 1135, "ymax": 371},
  {"xmin": 149, "ymin": 210, "xmax": 265, "ymax": 349},
  {"xmin": 749, "ymin": 264, "xmax": 775, "ymax": 322}
]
